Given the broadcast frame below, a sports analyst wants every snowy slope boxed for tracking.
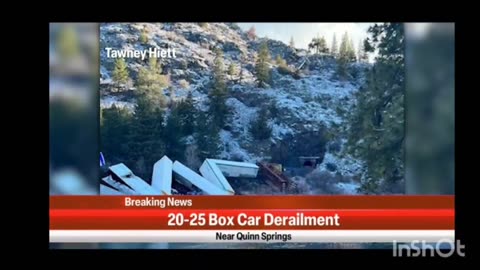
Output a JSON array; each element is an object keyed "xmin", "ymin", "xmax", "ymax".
[{"xmin": 99, "ymin": 23, "xmax": 370, "ymax": 194}]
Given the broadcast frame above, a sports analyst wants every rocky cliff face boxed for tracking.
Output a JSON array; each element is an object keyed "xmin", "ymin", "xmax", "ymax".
[{"xmin": 100, "ymin": 23, "xmax": 370, "ymax": 194}]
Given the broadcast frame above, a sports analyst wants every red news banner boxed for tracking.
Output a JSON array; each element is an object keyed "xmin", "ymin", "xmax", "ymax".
[{"xmin": 50, "ymin": 196, "xmax": 454, "ymax": 230}]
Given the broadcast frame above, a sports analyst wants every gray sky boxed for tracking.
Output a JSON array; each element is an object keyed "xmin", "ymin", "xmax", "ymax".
[{"xmin": 237, "ymin": 23, "xmax": 376, "ymax": 51}]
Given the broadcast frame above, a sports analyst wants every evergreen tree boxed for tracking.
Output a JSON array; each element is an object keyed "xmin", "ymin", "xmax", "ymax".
[
  {"xmin": 100, "ymin": 105, "xmax": 132, "ymax": 163},
  {"xmin": 208, "ymin": 48, "xmax": 230, "ymax": 129},
  {"xmin": 308, "ymin": 36, "xmax": 328, "ymax": 54},
  {"xmin": 164, "ymin": 109, "xmax": 186, "ymax": 162},
  {"xmin": 175, "ymin": 91, "xmax": 197, "ymax": 135},
  {"xmin": 139, "ymin": 27, "xmax": 148, "ymax": 44},
  {"xmin": 363, "ymin": 37, "xmax": 375, "ymax": 53},
  {"xmin": 331, "ymin": 33, "xmax": 338, "ymax": 57},
  {"xmin": 195, "ymin": 111, "xmax": 222, "ymax": 160},
  {"xmin": 249, "ymin": 107, "xmax": 272, "ymax": 140},
  {"xmin": 337, "ymin": 32, "xmax": 356, "ymax": 78},
  {"xmin": 318, "ymin": 37, "xmax": 329, "ymax": 53},
  {"xmin": 348, "ymin": 37, "xmax": 356, "ymax": 62},
  {"xmin": 148, "ymin": 56, "xmax": 162, "ymax": 74},
  {"xmin": 348, "ymin": 23, "xmax": 405, "ymax": 194},
  {"xmin": 255, "ymin": 41, "xmax": 271, "ymax": 87},
  {"xmin": 228, "ymin": 63, "xmax": 237, "ymax": 76},
  {"xmin": 289, "ymin": 36, "xmax": 295, "ymax": 48},
  {"xmin": 339, "ymin": 32, "xmax": 349, "ymax": 59},
  {"xmin": 357, "ymin": 39, "xmax": 369, "ymax": 62},
  {"xmin": 127, "ymin": 95, "xmax": 166, "ymax": 177},
  {"xmin": 338, "ymin": 32, "xmax": 349, "ymax": 77},
  {"xmin": 137, "ymin": 57, "xmax": 169, "ymax": 107},
  {"xmin": 212, "ymin": 48, "xmax": 226, "ymax": 88},
  {"xmin": 112, "ymin": 58, "xmax": 129, "ymax": 86}
]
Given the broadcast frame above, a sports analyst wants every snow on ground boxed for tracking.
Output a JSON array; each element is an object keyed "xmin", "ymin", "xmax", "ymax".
[
  {"xmin": 219, "ymin": 130, "xmax": 256, "ymax": 162},
  {"xmin": 100, "ymin": 66, "xmax": 111, "ymax": 81},
  {"xmin": 304, "ymin": 70, "xmax": 359, "ymax": 100},
  {"xmin": 225, "ymin": 97, "xmax": 257, "ymax": 140},
  {"xmin": 335, "ymin": 182, "xmax": 359, "ymax": 194},
  {"xmin": 270, "ymin": 121, "xmax": 294, "ymax": 139},
  {"xmin": 258, "ymin": 67, "xmax": 360, "ymax": 130},
  {"xmin": 317, "ymin": 152, "xmax": 364, "ymax": 177},
  {"xmin": 98, "ymin": 23, "xmax": 370, "ymax": 194},
  {"xmin": 100, "ymin": 96, "xmax": 135, "ymax": 110},
  {"xmin": 269, "ymin": 89, "xmax": 343, "ymax": 128}
]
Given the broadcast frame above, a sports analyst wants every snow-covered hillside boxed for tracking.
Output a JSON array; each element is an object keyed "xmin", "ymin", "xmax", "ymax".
[{"xmin": 100, "ymin": 23, "xmax": 370, "ymax": 194}]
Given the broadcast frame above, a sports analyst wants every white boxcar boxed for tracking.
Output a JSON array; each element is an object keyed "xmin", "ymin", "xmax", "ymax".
[
  {"xmin": 172, "ymin": 161, "xmax": 231, "ymax": 195},
  {"xmin": 151, "ymin": 156, "xmax": 173, "ymax": 195},
  {"xmin": 100, "ymin": 184, "xmax": 124, "ymax": 195},
  {"xmin": 200, "ymin": 159, "xmax": 235, "ymax": 194},
  {"xmin": 101, "ymin": 175, "xmax": 137, "ymax": 195},
  {"xmin": 206, "ymin": 159, "xmax": 259, "ymax": 178},
  {"xmin": 108, "ymin": 163, "xmax": 160, "ymax": 195}
]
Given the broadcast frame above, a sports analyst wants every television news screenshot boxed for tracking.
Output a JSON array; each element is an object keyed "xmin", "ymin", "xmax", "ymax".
[{"xmin": 49, "ymin": 22, "xmax": 459, "ymax": 255}]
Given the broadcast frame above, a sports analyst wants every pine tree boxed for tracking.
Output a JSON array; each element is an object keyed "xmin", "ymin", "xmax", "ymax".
[
  {"xmin": 164, "ymin": 109, "xmax": 186, "ymax": 162},
  {"xmin": 289, "ymin": 36, "xmax": 295, "ymax": 48},
  {"xmin": 318, "ymin": 37, "xmax": 329, "ymax": 53},
  {"xmin": 348, "ymin": 37, "xmax": 356, "ymax": 62},
  {"xmin": 357, "ymin": 39, "xmax": 369, "ymax": 63},
  {"xmin": 195, "ymin": 111, "xmax": 222, "ymax": 160},
  {"xmin": 363, "ymin": 37, "xmax": 374, "ymax": 53},
  {"xmin": 339, "ymin": 32, "xmax": 349, "ymax": 59},
  {"xmin": 137, "ymin": 57, "xmax": 169, "ymax": 107},
  {"xmin": 139, "ymin": 27, "xmax": 148, "ymax": 44},
  {"xmin": 338, "ymin": 32, "xmax": 350, "ymax": 77},
  {"xmin": 338, "ymin": 32, "xmax": 357, "ymax": 78},
  {"xmin": 255, "ymin": 41, "xmax": 271, "ymax": 87},
  {"xmin": 148, "ymin": 56, "xmax": 161, "ymax": 74},
  {"xmin": 208, "ymin": 48, "xmax": 230, "ymax": 129},
  {"xmin": 308, "ymin": 37, "xmax": 318, "ymax": 54},
  {"xmin": 175, "ymin": 91, "xmax": 197, "ymax": 136},
  {"xmin": 228, "ymin": 63, "xmax": 237, "ymax": 76},
  {"xmin": 331, "ymin": 33, "xmax": 338, "ymax": 57},
  {"xmin": 100, "ymin": 105, "xmax": 132, "ymax": 163},
  {"xmin": 112, "ymin": 58, "xmax": 129, "ymax": 86},
  {"xmin": 348, "ymin": 23, "xmax": 405, "ymax": 194},
  {"xmin": 308, "ymin": 36, "xmax": 328, "ymax": 54},
  {"xmin": 249, "ymin": 107, "xmax": 272, "ymax": 140},
  {"xmin": 127, "ymin": 95, "xmax": 166, "ymax": 178},
  {"xmin": 212, "ymin": 48, "xmax": 226, "ymax": 88}
]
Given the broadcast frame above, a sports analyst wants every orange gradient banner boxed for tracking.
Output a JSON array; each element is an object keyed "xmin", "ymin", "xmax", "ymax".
[
  {"xmin": 49, "ymin": 196, "xmax": 454, "ymax": 230},
  {"xmin": 50, "ymin": 195, "xmax": 454, "ymax": 209},
  {"xmin": 50, "ymin": 209, "xmax": 454, "ymax": 230}
]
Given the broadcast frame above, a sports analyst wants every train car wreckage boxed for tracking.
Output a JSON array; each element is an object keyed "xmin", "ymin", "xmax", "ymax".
[{"xmin": 100, "ymin": 156, "xmax": 260, "ymax": 195}]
